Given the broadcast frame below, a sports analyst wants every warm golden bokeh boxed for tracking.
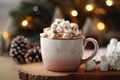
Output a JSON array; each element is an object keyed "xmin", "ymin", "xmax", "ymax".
[
  {"xmin": 71, "ymin": 10, "xmax": 78, "ymax": 17},
  {"xmin": 85, "ymin": 4, "xmax": 94, "ymax": 11},
  {"xmin": 97, "ymin": 22, "xmax": 105, "ymax": 31},
  {"xmin": 106, "ymin": 0, "xmax": 114, "ymax": 6},
  {"xmin": 21, "ymin": 20, "xmax": 28, "ymax": 27},
  {"xmin": 3, "ymin": 31, "xmax": 9, "ymax": 39}
]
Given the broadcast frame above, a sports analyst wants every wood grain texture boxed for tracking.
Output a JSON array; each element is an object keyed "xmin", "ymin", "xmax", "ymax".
[{"xmin": 18, "ymin": 62, "xmax": 120, "ymax": 80}]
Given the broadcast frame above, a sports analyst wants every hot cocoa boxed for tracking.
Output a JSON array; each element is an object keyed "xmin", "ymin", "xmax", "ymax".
[
  {"xmin": 40, "ymin": 18, "xmax": 84, "ymax": 39},
  {"xmin": 40, "ymin": 19, "xmax": 99, "ymax": 72}
]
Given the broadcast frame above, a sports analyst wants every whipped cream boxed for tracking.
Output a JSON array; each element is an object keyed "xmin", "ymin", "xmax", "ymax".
[{"xmin": 40, "ymin": 18, "xmax": 82, "ymax": 39}]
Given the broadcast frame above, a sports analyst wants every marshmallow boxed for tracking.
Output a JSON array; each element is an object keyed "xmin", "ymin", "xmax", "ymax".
[
  {"xmin": 70, "ymin": 23, "xmax": 79, "ymax": 29},
  {"xmin": 60, "ymin": 20, "xmax": 71, "ymax": 28},
  {"xmin": 50, "ymin": 20, "xmax": 59, "ymax": 29},
  {"xmin": 101, "ymin": 55, "xmax": 108, "ymax": 62},
  {"xmin": 100, "ymin": 55, "xmax": 109, "ymax": 71},
  {"xmin": 107, "ymin": 44, "xmax": 117, "ymax": 57},
  {"xmin": 55, "ymin": 18, "xmax": 64, "ymax": 23},
  {"xmin": 40, "ymin": 33, "xmax": 47, "ymax": 38},
  {"xmin": 86, "ymin": 60, "xmax": 96, "ymax": 71},
  {"xmin": 47, "ymin": 29, "xmax": 54, "ymax": 35},
  {"xmin": 62, "ymin": 33, "xmax": 72, "ymax": 39},
  {"xmin": 110, "ymin": 38, "xmax": 118, "ymax": 46},
  {"xmin": 116, "ymin": 42, "xmax": 120, "ymax": 53},
  {"xmin": 64, "ymin": 28, "xmax": 73, "ymax": 34},
  {"xmin": 56, "ymin": 25, "xmax": 63, "ymax": 33},
  {"xmin": 40, "ymin": 18, "xmax": 82, "ymax": 39},
  {"xmin": 50, "ymin": 23, "xmax": 57, "ymax": 28},
  {"xmin": 73, "ymin": 29, "xmax": 81, "ymax": 36},
  {"xmin": 117, "ymin": 42, "xmax": 120, "ymax": 47},
  {"xmin": 100, "ymin": 62, "xmax": 109, "ymax": 71},
  {"xmin": 51, "ymin": 27, "xmax": 56, "ymax": 32},
  {"xmin": 107, "ymin": 38, "xmax": 118, "ymax": 56},
  {"xmin": 50, "ymin": 33, "xmax": 56, "ymax": 39}
]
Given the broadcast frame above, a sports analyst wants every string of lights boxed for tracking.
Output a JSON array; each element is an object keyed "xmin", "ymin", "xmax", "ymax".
[{"xmin": 2, "ymin": 0, "xmax": 120, "ymax": 45}]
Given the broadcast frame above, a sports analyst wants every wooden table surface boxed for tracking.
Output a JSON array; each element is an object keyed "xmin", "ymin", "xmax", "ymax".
[{"xmin": 18, "ymin": 62, "xmax": 120, "ymax": 80}]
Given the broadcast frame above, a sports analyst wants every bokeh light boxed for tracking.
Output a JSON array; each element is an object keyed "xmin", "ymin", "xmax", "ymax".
[
  {"xmin": 21, "ymin": 20, "xmax": 28, "ymax": 27},
  {"xmin": 85, "ymin": 4, "xmax": 94, "ymax": 11},
  {"xmin": 3, "ymin": 31, "xmax": 9, "ymax": 39},
  {"xmin": 97, "ymin": 22, "xmax": 105, "ymax": 31},
  {"xmin": 71, "ymin": 10, "xmax": 78, "ymax": 17},
  {"xmin": 106, "ymin": 0, "xmax": 114, "ymax": 6}
]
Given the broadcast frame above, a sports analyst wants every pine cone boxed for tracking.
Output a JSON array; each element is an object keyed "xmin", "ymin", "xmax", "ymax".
[
  {"xmin": 9, "ymin": 36, "xmax": 28, "ymax": 64},
  {"xmin": 25, "ymin": 46, "xmax": 42, "ymax": 63}
]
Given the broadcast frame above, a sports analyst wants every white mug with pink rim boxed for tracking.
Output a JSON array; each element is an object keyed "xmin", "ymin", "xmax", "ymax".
[{"xmin": 40, "ymin": 37, "xmax": 99, "ymax": 72}]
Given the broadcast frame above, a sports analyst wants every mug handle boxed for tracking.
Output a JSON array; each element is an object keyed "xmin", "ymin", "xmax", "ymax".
[{"xmin": 81, "ymin": 38, "xmax": 99, "ymax": 64}]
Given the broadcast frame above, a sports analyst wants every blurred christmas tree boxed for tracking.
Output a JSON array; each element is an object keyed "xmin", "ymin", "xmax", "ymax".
[
  {"xmin": 3, "ymin": 0, "xmax": 120, "ymax": 46},
  {"xmin": 8, "ymin": 0, "xmax": 54, "ymax": 42},
  {"xmin": 6, "ymin": 0, "xmax": 85, "ymax": 41}
]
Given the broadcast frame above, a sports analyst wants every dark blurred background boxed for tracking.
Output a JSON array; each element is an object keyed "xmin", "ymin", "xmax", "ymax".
[{"xmin": 0, "ymin": 0, "xmax": 120, "ymax": 50}]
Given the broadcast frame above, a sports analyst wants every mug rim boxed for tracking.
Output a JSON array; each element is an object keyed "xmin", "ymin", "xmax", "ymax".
[
  {"xmin": 40, "ymin": 35, "xmax": 85, "ymax": 40},
  {"xmin": 40, "ymin": 37, "xmax": 85, "ymax": 40}
]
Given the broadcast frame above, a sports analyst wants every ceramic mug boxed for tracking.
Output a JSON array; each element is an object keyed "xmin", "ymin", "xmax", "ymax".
[{"xmin": 40, "ymin": 37, "xmax": 99, "ymax": 72}]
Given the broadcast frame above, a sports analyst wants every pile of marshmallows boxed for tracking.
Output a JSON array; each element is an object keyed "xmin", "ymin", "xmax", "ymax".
[
  {"xmin": 40, "ymin": 18, "xmax": 83, "ymax": 39},
  {"xmin": 86, "ymin": 38, "xmax": 120, "ymax": 71},
  {"xmin": 107, "ymin": 38, "xmax": 120, "ymax": 70}
]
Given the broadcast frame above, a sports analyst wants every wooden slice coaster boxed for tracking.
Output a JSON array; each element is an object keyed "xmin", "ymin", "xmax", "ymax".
[{"xmin": 18, "ymin": 62, "xmax": 120, "ymax": 80}]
